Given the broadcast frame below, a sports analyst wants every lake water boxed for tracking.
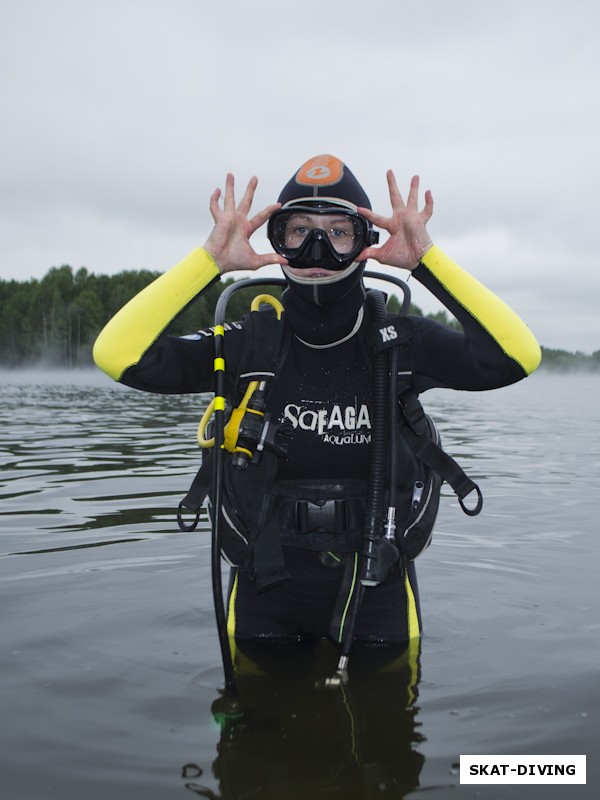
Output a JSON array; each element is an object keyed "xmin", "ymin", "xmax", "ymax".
[{"xmin": 0, "ymin": 368, "xmax": 598, "ymax": 799}]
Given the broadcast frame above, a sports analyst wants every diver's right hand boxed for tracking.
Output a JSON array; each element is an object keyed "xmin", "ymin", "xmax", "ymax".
[{"xmin": 203, "ymin": 174, "xmax": 288, "ymax": 274}]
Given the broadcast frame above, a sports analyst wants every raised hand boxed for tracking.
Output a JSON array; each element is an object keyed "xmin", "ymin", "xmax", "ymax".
[
  {"xmin": 358, "ymin": 171, "xmax": 434, "ymax": 271},
  {"xmin": 203, "ymin": 174, "xmax": 288, "ymax": 274}
]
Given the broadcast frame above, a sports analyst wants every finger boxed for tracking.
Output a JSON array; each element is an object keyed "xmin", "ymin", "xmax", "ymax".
[
  {"xmin": 407, "ymin": 175, "xmax": 420, "ymax": 210},
  {"xmin": 238, "ymin": 175, "xmax": 258, "ymax": 216},
  {"xmin": 386, "ymin": 169, "xmax": 405, "ymax": 209},
  {"xmin": 248, "ymin": 202, "xmax": 282, "ymax": 235},
  {"xmin": 357, "ymin": 206, "xmax": 375, "ymax": 222},
  {"xmin": 357, "ymin": 245, "xmax": 380, "ymax": 262},
  {"xmin": 223, "ymin": 173, "xmax": 236, "ymax": 212},
  {"xmin": 423, "ymin": 189, "xmax": 434, "ymax": 221},
  {"xmin": 209, "ymin": 187, "xmax": 222, "ymax": 222},
  {"xmin": 250, "ymin": 252, "xmax": 289, "ymax": 268},
  {"xmin": 357, "ymin": 206, "xmax": 390, "ymax": 229}
]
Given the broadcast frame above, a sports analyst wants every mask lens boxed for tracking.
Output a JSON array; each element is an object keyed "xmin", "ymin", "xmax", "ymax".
[
  {"xmin": 268, "ymin": 205, "xmax": 370, "ymax": 261},
  {"xmin": 283, "ymin": 213, "xmax": 360, "ymax": 255}
]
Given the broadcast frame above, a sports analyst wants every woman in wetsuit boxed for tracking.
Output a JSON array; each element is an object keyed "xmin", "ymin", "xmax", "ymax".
[{"xmin": 93, "ymin": 155, "xmax": 541, "ymax": 645}]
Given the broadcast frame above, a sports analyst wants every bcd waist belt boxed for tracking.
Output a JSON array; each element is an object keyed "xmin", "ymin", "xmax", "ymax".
[{"xmin": 277, "ymin": 494, "xmax": 365, "ymax": 552}]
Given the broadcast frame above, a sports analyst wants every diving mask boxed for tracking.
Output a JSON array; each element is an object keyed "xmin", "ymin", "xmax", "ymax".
[{"xmin": 268, "ymin": 203, "xmax": 379, "ymax": 271}]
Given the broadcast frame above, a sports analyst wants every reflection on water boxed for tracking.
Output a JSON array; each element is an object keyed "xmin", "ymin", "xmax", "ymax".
[
  {"xmin": 190, "ymin": 642, "xmax": 425, "ymax": 800},
  {"xmin": 1, "ymin": 370, "xmax": 599, "ymax": 798}
]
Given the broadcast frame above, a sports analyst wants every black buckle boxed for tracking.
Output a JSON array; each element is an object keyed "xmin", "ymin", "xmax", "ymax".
[{"xmin": 295, "ymin": 499, "xmax": 348, "ymax": 534}]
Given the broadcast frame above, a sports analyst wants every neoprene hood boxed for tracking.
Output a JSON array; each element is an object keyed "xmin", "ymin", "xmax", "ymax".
[{"xmin": 276, "ymin": 154, "xmax": 373, "ymax": 210}]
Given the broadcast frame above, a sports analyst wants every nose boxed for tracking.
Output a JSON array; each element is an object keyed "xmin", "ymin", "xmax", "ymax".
[{"xmin": 308, "ymin": 235, "xmax": 327, "ymax": 263}]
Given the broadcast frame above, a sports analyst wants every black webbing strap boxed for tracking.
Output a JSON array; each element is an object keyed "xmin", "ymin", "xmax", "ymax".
[
  {"xmin": 177, "ymin": 456, "xmax": 212, "ymax": 531},
  {"xmin": 399, "ymin": 388, "xmax": 483, "ymax": 516},
  {"xmin": 252, "ymin": 514, "xmax": 291, "ymax": 593}
]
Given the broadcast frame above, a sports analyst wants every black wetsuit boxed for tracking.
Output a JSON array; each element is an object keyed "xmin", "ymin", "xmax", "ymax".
[{"xmin": 93, "ymin": 246, "xmax": 541, "ymax": 644}]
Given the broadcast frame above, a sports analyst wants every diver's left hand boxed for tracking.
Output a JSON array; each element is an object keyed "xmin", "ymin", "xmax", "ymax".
[{"xmin": 357, "ymin": 171, "xmax": 433, "ymax": 271}]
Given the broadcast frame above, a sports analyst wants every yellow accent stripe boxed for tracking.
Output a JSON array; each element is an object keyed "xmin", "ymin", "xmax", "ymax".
[
  {"xmin": 405, "ymin": 569, "xmax": 421, "ymax": 641},
  {"xmin": 214, "ymin": 396, "xmax": 226, "ymax": 411},
  {"xmin": 376, "ymin": 639, "xmax": 421, "ymax": 707},
  {"xmin": 93, "ymin": 248, "xmax": 220, "ymax": 381},
  {"xmin": 421, "ymin": 246, "xmax": 541, "ymax": 375},
  {"xmin": 338, "ymin": 553, "xmax": 358, "ymax": 642},
  {"xmin": 231, "ymin": 646, "xmax": 265, "ymax": 677},
  {"xmin": 214, "ymin": 324, "xmax": 225, "ymax": 338},
  {"xmin": 214, "ymin": 357, "xmax": 225, "ymax": 372},
  {"xmin": 226, "ymin": 565, "xmax": 265, "ymax": 678},
  {"xmin": 404, "ymin": 570, "xmax": 421, "ymax": 705},
  {"xmin": 340, "ymin": 684, "xmax": 360, "ymax": 764},
  {"xmin": 227, "ymin": 572, "xmax": 238, "ymax": 639}
]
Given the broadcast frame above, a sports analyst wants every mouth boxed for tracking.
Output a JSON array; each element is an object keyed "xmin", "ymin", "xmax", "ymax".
[
  {"xmin": 282, "ymin": 261, "xmax": 361, "ymax": 287},
  {"xmin": 285, "ymin": 267, "xmax": 338, "ymax": 279}
]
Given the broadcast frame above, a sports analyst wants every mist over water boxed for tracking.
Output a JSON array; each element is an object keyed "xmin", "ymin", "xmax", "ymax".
[{"xmin": 1, "ymin": 370, "xmax": 598, "ymax": 799}]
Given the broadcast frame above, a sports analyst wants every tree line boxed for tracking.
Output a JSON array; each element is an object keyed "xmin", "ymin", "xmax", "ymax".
[
  {"xmin": 0, "ymin": 265, "xmax": 269, "ymax": 367},
  {"xmin": 0, "ymin": 264, "xmax": 434, "ymax": 368},
  {"xmin": 0, "ymin": 264, "xmax": 596, "ymax": 370}
]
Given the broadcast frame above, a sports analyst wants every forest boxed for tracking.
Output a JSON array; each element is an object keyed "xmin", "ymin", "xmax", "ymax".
[{"xmin": 0, "ymin": 265, "xmax": 598, "ymax": 370}]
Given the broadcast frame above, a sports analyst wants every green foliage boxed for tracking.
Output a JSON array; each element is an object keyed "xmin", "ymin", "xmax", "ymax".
[
  {"xmin": 0, "ymin": 264, "xmax": 593, "ymax": 369},
  {"xmin": 385, "ymin": 293, "xmax": 462, "ymax": 330},
  {"xmin": 0, "ymin": 266, "xmax": 285, "ymax": 367},
  {"xmin": 168, "ymin": 279, "xmax": 283, "ymax": 336},
  {"xmin": 539, "ymin": 346, "xmax": 600, "ymax": 372},
  {"xmin": 0, "ymin": 266, "xmax": 165, "ymax": 367}
]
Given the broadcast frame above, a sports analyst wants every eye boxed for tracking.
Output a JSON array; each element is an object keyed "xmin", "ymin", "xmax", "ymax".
[
  {"xmin": 329, "ymin": 226, "xmax": 353, "ymax": 240},
  {"xmin": 292, "ymin": 225, "xmax": 310, "ymax": 236}
]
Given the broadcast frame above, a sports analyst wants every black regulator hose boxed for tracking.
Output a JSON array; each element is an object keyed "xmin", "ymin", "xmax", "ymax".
[
  {"xmin": 388, "ymin": 343, "xmax": 400, "ymax": 545},
  {"xmin": 361, "ymin": 289, "xmax": 394, "ymax": 585},
  {"xmin": 332, "ymin": 289, "xmax": 395, "ymax": 680}
]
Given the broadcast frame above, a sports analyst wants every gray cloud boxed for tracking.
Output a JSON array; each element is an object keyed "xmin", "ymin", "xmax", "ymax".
[{"xmin": 1, "ymin": 0, "xmax": 598, "ymax": 353}]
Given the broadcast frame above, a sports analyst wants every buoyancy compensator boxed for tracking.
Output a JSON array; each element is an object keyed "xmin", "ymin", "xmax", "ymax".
[{"xmin": 177, "ymin": 273, "xmax": 483, "ymax": 691}]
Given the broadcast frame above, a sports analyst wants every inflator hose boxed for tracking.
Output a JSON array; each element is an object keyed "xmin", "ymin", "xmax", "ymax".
[
  {"xmin": 210, "ymin": 277, "xmax": 286, "ymax": 695},
  {"xmin": 337, "ymin": 290, "xmax": 390, "ymax": 662},
  {"xmin": 363, "ymin": 289, "xmax": 389, "ymax": 541}
]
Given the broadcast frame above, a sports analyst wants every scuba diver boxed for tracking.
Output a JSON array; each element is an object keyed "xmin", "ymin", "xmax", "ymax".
[{"xmin": 93, "ymin": 154, "xmax": 541, "ymax": 653}]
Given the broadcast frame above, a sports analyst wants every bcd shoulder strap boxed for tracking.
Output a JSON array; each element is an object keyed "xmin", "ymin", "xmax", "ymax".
[
  {"xmin": 368, "ymin": 291, "xmax": 483, "ymax": 517},
  {"xmin": 397, "ymin": 387, "xmax": 483, "ymax": 515},
  {"xmin": 234, "ymin": 303, "xmax": 291, "ymax": 398}
]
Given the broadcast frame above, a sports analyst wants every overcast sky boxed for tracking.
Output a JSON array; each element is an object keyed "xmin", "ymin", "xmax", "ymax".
[{"xmin": 1, "ymin": 0, "xmax": 598, "ymax": 353}]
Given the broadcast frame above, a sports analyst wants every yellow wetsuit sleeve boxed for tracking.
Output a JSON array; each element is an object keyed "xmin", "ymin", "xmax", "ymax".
[
  {"xmin": 420, "ymin": 246, "xmax": 541, "ymax": 375},
  {"xmin": 93, "ymin": 248, "xmax": 221, "ymax": 381}
]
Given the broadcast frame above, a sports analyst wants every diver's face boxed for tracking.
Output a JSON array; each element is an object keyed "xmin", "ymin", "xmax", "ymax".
[{"xmin": 282, "ymin": 212, "xmax": 359, "ymax": 278}]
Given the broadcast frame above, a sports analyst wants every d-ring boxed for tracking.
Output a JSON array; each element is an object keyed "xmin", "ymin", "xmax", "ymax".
[
  {"xmin": 177, "ymin": 501, "xmax": 201, "ymax": 531},
  {"xmin": 459, "ymin": 484, "xmax": 483, "ymax": 516}
]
